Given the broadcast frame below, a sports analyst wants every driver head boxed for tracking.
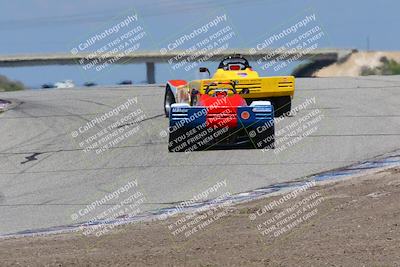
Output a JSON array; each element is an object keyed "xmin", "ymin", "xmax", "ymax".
[{"xmin": 212, "ymin": 89, "xmax": 228, "ymax": 97}]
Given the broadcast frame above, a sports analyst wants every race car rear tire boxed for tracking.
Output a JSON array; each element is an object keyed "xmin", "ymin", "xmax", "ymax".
[
  {"xmin": 274, "ymin": 96, "xmax": 291, "ymax": 117},
  {"xmin": 164, "ymin": 86, "xmax": 176, "ymax": 117},
  {"xmin": 168, "ymin": 128, "xmax": 187, "ymax": 152},
  {"xmin": 252, "ymin": 126, "xmax": 275, "ymax": 150}
]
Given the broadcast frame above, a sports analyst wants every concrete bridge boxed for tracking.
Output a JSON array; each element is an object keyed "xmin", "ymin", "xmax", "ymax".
[{"xmin": 0, "ymin": 49, "xmax": 354, "ymax": 83}]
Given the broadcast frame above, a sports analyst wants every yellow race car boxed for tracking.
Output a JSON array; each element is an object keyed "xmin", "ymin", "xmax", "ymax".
[{"xmin": 164, "ymin": 54, "xmax": 295, "ymax": 117}]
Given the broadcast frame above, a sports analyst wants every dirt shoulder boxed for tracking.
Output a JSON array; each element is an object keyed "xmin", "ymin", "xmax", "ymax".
[
  {"xmin": 315, "ymin": 51, "xmax": 400, "ymax": 77},
  {"xmin": 1, "ymin": 167, "xmax": 399, "ymax": 266}
]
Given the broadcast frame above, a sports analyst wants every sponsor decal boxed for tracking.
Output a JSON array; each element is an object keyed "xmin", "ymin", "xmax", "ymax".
[{"xmin": 241, "ymin": 111, "xmax": 250, "ymax": 120}]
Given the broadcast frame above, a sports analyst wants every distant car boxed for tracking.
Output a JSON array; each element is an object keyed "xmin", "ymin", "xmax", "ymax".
[
  {"xmin": 54, "ymin": 80, "xmax": 75, "ymax": 89},
  {"xmin": 0, "ymin": 99, "xmax": 11, "ymax": 109},
  {"xmin": 118, "ymin": 80, "xmax": 133, "ymax": 85},
  {"xmin": 41, "ymin": 83, "xmax": 55, "ymax": 89},
  {"xmin": 168, "ymin": 81, "xmax": 275, "ymax": 152},
  {"xmin": 84, "ymin": 82, "xmax": 97, "ymax": 87}
]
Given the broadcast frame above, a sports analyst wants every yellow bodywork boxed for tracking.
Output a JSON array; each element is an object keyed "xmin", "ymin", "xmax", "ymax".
[{"xmin": 175, "ymin": 67, "xmax": 295, "ymax": 103}]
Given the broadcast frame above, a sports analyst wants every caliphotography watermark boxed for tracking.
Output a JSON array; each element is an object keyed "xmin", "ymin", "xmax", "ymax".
[
  {"xmin": 70, "ymin": 11, "xmax": 147, "ymax": 74},
  {"xmin": 248, "ymin": 97, "xmax": 324, "ymax": 154},
  {"xmin": 249, "ymin": 180, "xmax": 324, "ymax": 239},
  {"xmin": 163, "ymin": 179, "xmax": 233, "ymax": 238},
  {"xmin": 70, "ymin": 179, "xmax": 146, "ymax": 237},
  {"xmin": 159, "ymin": 97, "xmax": 240, "ymax": 153},
  {"xmin": 70, "ymin": 97, "xmax": 146, "ymax": 155},
  {"xmin": 273, "ymin": 97, "xmax": 323, "ymax": 154},
  {"xmin": 160, "ymin": 13, "xmax": 236, "ymax": 73},
  {"xmin": 249, "ymin": 12, "xmax": 327, "ymax": 73}
]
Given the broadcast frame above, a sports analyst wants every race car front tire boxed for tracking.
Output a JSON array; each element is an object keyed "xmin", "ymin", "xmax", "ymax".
[
  {"xmin": 164, "ymin": 86, "xmax": 176, "ymax": 117},
  {"xmin": 250, "ymin": 125, "xmax": 275, "ymax": 150},
  {"xmin": 168, "ymin": 128, "xmax": 187, "ymax": 152}
]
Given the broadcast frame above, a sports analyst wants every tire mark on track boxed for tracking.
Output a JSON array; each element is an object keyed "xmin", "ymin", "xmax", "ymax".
[
  {"xmin": 117, "ymin": 113, "xmax": 164, "ymax": 128},
  {"xmin": 20, "ymin": 152, "xmax": 42, "ymax": 164},
  {"xmin": 77, "ymin": 99, "xmax": 115, "ymax": 108}
]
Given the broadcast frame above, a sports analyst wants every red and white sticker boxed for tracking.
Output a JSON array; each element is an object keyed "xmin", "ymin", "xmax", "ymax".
[{"xmin": 241, "ymin": 111, "xmax": 250, "ymax": 120}]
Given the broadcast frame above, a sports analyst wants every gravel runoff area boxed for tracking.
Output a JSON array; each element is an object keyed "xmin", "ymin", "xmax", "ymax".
[{"xmin": 0, "ymin": 166, "xmax": 399, "ymax": 266}]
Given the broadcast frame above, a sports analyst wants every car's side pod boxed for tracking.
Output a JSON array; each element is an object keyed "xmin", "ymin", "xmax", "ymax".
[{"xmin": 164, "ymin": 80, "xmax": 188, "ymax": 117}]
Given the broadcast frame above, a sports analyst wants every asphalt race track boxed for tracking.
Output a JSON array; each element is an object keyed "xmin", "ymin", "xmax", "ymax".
[{"xmin": 1, "ymin": 76, "xmax": 400, "ymax": 236}]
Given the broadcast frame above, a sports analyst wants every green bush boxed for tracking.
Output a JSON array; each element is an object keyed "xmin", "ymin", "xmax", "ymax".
[
  {"xmin": 0, "ymin": 75, "xmax": 25, "ymax": 92},
  {"xmin": 379, "ymin": 57, "xmax": 400, "ymax": 75},
  {"xmin": 361, "ymin": 57, "xmax": 400, "ymax": 76},
  {"xmin": 360, "ymin": 66, "xmax": 378, "ymax": 76}
]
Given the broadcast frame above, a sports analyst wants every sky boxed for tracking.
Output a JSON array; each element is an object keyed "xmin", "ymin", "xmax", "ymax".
[{"xmin": 0, "ymin": 0, "xmax": 399, "ymax": 87}]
